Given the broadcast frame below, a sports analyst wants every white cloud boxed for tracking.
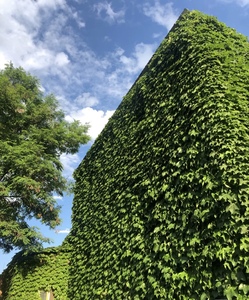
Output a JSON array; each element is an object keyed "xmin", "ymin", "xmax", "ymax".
[
  {"xmin": 60, "ymin": 153, "xmax": 81, "ymax": 178},
  {"xmin": 24, "ymin": 49, "xmax": 55, "ymax": 70},
  {"xmin": 55, "ymin": 228, "xmax": 70, "ymax": 234},
  {"xmin": 60, "ymin": 99, "xmax": 115, "ymax": 175},
  {"xmin": 143, "ymin": 1, "xmax": 178, "ymax": 31},
  {"xmin": 53, "ymin": 195, "xmax": 63, "ymax": 200},
  {"xmin": 65, "ymin": 107, "xmax": 115, "ymax": 140},
  {"xmin": 0, "ymin": 10, "xmax": 36, "ymax": 69},
  {"xmin": 55, "ymin": 52, "xmax": 70, "ymax": 67},
  {"xmin": 0, "ymin": 0, "xmax": 82, "ymax": 74},
  {"xmin": 94, "ymin": 2, "xmax": 125, "ymax": 23}
]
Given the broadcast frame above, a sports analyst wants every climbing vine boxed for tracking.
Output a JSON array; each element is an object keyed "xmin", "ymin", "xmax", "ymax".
[{"xmin": 69, "ymin": 9, "xmax": 249, "ymax": 299}]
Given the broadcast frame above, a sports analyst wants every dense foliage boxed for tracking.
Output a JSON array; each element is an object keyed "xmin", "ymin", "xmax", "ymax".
[
  {"xmin": 1, "ymin": 245, "xmax": 71, "ymax": 300},
  {"xmin": 69, "ymin": 10, "xmax": 249, "ymax": 299},
  {"xmin": 0, "ymin": 64, "xmax": 90, "ymax": 252}
]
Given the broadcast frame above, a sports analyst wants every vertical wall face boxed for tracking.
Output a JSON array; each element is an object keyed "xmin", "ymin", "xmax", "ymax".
[
  {"xmin": 69, "ymin": 10, "xmax": 249, "ymax": 299},
  {"xmin": 1, "ymin": 247, "xmax": 70, "ymax": 300}
]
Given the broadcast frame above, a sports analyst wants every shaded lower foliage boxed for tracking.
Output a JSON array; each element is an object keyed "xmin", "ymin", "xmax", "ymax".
[{"xmin": 1, "ymin": 245, "xmax": 71, "ymax": 300}]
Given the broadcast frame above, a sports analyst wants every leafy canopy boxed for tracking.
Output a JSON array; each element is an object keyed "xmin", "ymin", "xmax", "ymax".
[{"xmin": 0, "ymin": 63, "xmax": 90, "ymax": 252}]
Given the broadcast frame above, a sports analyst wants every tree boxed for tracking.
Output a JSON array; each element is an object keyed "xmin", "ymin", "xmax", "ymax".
[{"xmin": 0, "ymin": 63, "xmax": 90, "ymax": 252}]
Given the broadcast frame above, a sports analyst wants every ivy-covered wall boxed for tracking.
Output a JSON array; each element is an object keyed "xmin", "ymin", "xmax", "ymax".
[
  {"xmin": 69, "ymin": 10, "xmax": 249, "ymax": 299},
  {"xmin": 1, "ymin": 245, "xmax": 70, "ymax": 300}
]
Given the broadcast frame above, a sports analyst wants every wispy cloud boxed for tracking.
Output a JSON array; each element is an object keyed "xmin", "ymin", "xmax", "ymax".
[
  {"xmin": 75, "ymin": 93, "xmax": 99, "ymax": 107},
  {"xmin": 0, "ymin": 0, "xmax": 156, "ymax": 178},
  {"xmin": 143, "ymin": 1, "xmax": 178, "ymax": 31},
  {"xmin": 238, "ymin": 0, "xmax": 249, "ymax": 5},
  {"xmin": 94, "ymin": 1, "xmax": 125, "ymax": 23},
  {"xmin": 72, "ymin": 11, "xmax": 85, "ymax": 28},
  {"xmin": 119, "ymin": 43, "xmax": 156, "ymax": 74},
  {"xmin": 222, "ymin": 0, "xmax": 249, "ymax": 6}
]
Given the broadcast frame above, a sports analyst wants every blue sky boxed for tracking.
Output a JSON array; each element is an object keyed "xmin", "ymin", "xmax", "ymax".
[{"xmin": 1, "ymin": 0, "xmax": 249, "ymax": 273}]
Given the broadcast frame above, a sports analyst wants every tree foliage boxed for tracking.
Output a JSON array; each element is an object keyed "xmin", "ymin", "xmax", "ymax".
[{"xmin": 0, "ymin": 63, "xmax": 90, "ymax": 252}]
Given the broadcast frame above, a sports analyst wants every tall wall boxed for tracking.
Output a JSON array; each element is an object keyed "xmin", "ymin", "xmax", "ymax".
[{"xmin": 69, "ymin": 10, "xmax": 249, "ymax": 299}]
